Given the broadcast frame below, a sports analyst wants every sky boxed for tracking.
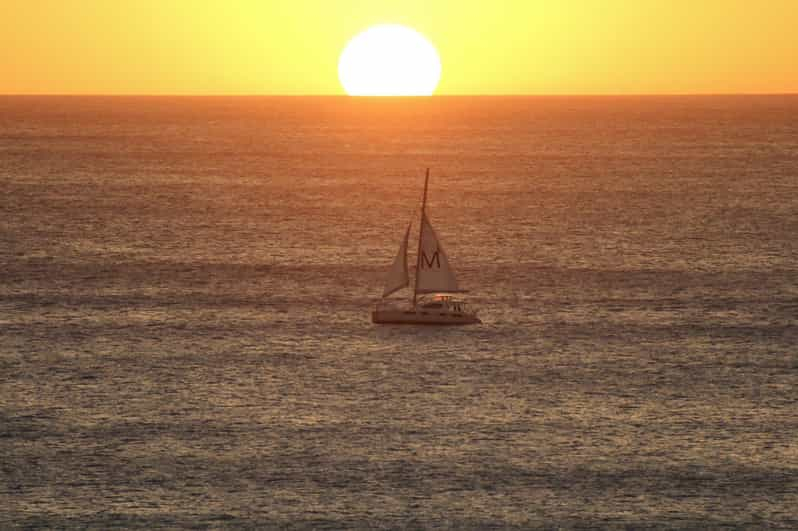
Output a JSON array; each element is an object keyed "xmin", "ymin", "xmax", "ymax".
[{"xmin": 2, "ymin": 0, "xmax": 797, "ymax": 95}]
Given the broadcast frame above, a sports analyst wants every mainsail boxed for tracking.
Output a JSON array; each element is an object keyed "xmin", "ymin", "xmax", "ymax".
[
  {"xmin": 415, "ymin": 213, "xmax": 460, "ymax": 294},
  {"xmin": 382, "ymin": 223, "xmax": 411, "ymax": 297}
]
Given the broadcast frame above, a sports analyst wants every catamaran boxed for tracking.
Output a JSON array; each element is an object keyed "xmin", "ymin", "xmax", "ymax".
[{"xmin": 372, "ymin": 169, "xmax": 481, "ymax": 325}]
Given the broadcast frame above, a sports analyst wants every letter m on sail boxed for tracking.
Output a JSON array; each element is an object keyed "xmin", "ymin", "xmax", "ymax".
[{"xmin": 420, "ymin": 250, "xmax": 441, "ymax": 269}]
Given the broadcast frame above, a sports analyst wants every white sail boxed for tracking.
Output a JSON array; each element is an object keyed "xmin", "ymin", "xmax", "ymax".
[
  {"xmin": 415, "ymin": 214, "xmax": 461, "ymax": 294},
  {"xmin": 382, "ymin": 223, "xmax": 411, "ymax": 297}
]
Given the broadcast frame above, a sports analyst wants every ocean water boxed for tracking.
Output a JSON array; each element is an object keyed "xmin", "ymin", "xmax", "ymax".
[{"xmin": 1, "ymin": 95, "xmax": 797, "ymax": 528}]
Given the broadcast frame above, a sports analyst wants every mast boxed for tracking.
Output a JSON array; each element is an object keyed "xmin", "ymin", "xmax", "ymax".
[{"xmin": 412, "ymin": 168, "xmax": 429, "ymax": 308}]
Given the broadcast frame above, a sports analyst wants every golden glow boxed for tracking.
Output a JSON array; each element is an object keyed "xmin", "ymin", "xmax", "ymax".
[
  {"xmin": 1, "ymin": 1, "xmax": 797, "ymax": 95},
  {"xmin": 338, "ymin": 25, "xmax": 441, "ymax": 96}
]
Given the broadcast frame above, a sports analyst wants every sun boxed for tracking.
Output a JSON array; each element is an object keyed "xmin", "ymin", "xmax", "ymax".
[{"xmin": 338, "ymin": 24, "xmax": 441, "ymax": 96}]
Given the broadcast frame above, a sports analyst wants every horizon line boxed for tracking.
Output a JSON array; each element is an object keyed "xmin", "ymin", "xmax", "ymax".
[{"xmin": 2, "ymin": 92, "xmax": 798, "ymax": 98}]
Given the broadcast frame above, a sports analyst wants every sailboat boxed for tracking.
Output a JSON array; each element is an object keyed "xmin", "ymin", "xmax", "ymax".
[{"xmin": 372, "ymin": 169, "xmax": 481, "ymax": 325}]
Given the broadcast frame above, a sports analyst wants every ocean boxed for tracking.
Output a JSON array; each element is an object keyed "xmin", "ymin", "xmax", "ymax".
[{"xmin": 1, "ymin": 95, "xmax": 797, "ymax": 528}]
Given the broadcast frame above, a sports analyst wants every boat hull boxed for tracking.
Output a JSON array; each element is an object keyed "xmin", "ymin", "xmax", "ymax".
[{"xmin": 372, "ymin": 308, "xmax": 481, "ymax": 325}]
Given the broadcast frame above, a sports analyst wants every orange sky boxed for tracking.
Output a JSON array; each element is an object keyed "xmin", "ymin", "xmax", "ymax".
[{"xmin": 2, "ymin": 0, "xmax": 797, "ymax": 95}]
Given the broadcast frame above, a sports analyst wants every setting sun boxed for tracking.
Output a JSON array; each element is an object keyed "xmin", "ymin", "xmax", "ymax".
[{"xmin": 338, "ymin": 24, "xmax": 441, "ymax": 96}]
